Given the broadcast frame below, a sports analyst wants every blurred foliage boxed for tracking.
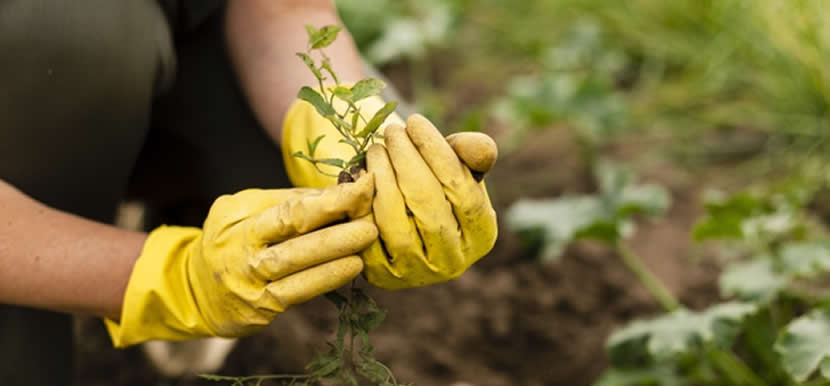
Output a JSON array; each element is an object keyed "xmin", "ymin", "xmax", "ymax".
[
  {"xmin": 334, "ymin": 1, "xmax": 830, "ymax": 384},
  {"xmin": 507, "ymin": 159, "xmax": 670, "ymax": 261},
  {"xmin": 337, "ymin": 0, "xmax": 830, "ymax": 169}
]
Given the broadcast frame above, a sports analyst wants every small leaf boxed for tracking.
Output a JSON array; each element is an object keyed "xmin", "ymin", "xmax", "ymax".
[
  {"xmin": 315, "ymin": 158, "xmax": 346, "ymax": 168},
  {"xmin": 304, "ymin": 25, "xmax": 319, "ymax": 40},
  {"xmin": 617, "ymin": 183, "xmax": 671, "ymax": 218},
  {"xmin": 310, "ymin": 25, "xmax": 342, "ymax": 49},
  {"xmin": 775, "ymin": 309, "xmax": 830, "ymax": 382},
  {"xmin": 607, "ymin": 302, "xmax": 757, "ymax": 364},
  {"xmin": 332, "ymin": 86, "xmax": 353, "ymax": 103},
  {"xmin": 307, "ymin": 135, "xmax": 325, "ymax": 157},
  {"xmin": 357, "ymin": 101, "xmax": 398, "ymax": 138},
  {"xmin": 351, "ymin": 78, "xmax": 386, "ymax": 101},
  {"xmin": 298, "ymin": 86, "xmax": 336, "ymax": 117},
  {"xmin": 719, "ymin": 258, "xmax": 788, "ymax": 301},
  {"xmin": 779, "ymin": 241, "xmax": 830, "ymax": 278},
  {"xmin": 347, "ymin": 152, "xmax": 366, "ymax": 167},
  {"xmin": 296, "ymin": 53, "xmax": 322, "ymax": 80},
  {"xmin": 692, "ymin": 191, "xmax": 766, "ymax": 241},
  {"xmin": 595, "ymin": 159, "xmax": 633, "ymax": 198},
  {"xmin": 506, "ymin": 196, "xmax": 612, "ymax": 260},
  {"xmin": 306, "ymin": 352, "xmax": 342, "ymax": 378},
  {"xmin": 321, "ymin": 58, "xmax": 340, "ymax": 84},
  {"xmin": 360, "ymin": 309, "xmax": 386, "ymax": 331},
  {"xmin": 339, "ymin": 137, "xmax": 360, "ymax": 150},
  {"xmin": 293, "ymin": 151, "xmax": 315, "ymax": 163},
  {"xmin": 357, "ymin": 358, "xmax": 391, "ymax": 383}
]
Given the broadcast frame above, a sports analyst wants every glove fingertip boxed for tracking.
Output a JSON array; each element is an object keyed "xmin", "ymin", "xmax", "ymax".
[{"xmin": 446, "ymin": 132, "xmax": 498, "ymax": 174}]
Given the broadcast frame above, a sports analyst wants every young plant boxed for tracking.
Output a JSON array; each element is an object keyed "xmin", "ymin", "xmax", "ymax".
[
  {"xmin": 594, "ymin": 179, "xmax": 830, "ymax": 386},
  {"xmin": 506, "ymin": 159, "xmax": 677, "ymax": 310},
  {"xmin": 201, "ymin": 25, "xmax": 407, "ymax": 386},
  {"xmin": 292, "ymin": 24, "xmax": 397, "ymax": 183}
]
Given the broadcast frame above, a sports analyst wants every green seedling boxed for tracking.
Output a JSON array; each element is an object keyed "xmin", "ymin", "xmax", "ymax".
[
  {"xmin": 201, "ymin": 25, "xmax": 407, "ymax": 386},
  {"xmin": 292, "ymin": 24, "xmax": 397, "ymax": 183}
]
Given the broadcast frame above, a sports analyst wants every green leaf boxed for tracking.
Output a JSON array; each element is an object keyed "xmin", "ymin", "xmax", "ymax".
[
  {"xmin": 307, "ymin": 135, "xmax": 325, "ymax": 157},
  {"xmin": 306, "ymin": 353, "xmax": 343, "ymax": 378},
  {"xmin": 338, "ymin": 370, "xmax": 359, "ymax": 386},
  {"xmin": 351, "ymin": 78, "xmax": 386, "ymax": 101},
  {"xmin": 617, "ymin": 183, "xmax": 671, "ymax": 218},
  {"xmin": 310, "ymin": 25, "xmax": 343, "ymax": 49},
  {"xmin": 357, "ymin": 357, "xmax": 392, "ymax": 383},
  {"xmin": 595, "ymin": 160, "xmax": 671, "ymax": 218},
  {"xmin": 347, "ymin": 151, "xmax": 366, "ymax": 167},
  {"xmin": 359, "ymin": 309, "xmax": 386, "ymax": 331},
  {"xmin": 293, "ymin": 151, "xmax": 315, "ymax": 163},
  {"xmin": 595, "ymin": 159, "xmax": 633, "ymax": 198},
  {"xmin": 779, "ymin": 241, "xmax": 830, "ymax": 278},
  {"xmin": 775, "ymin": 309, "xmax": 830, "ymax": 382},
  {"xmin": 297, "ymin": 86, "xmax": 336, "ymax": 117},
  {"xmin": 314, "ymin": 158, "xmax": 346, "ymax": 169},
  {"xmin": 321, "ymin": 58, "xmax": 340, "ymax": 84},
  {"xmin": 304, "ymin": 25, "xmax": 319, "ymax": 40},
  {"xmin": 506, "ymin": 196, "xmax": 612, "ymax": 261},
  {"xmin": 607, "ymin": 302, "xmax": 757, "ymax": 363},
  {"xmin": 332, "ymin": 86, "xmax": 353, "ymax": 103},
  {"xmin": 357, "ymin": 101, "xmax": 398, "ymax": 138},
  {"xmin": 296, "ymin": 52, "xmax": 322, "ymax": 80},
  {"xmin": 692, "ymin": 191, "xmax": 766, "ymax": 241},
  {"xmin": 339, "ymin": 137, "xmax": 361, "ymax": 150},
  {"xmin": 719, "ymin": 258, "xmax": 789, "ymax": 301},
  {"xmin": 506, "ymin": 159, "xmax": 670, "ymax": 262}
]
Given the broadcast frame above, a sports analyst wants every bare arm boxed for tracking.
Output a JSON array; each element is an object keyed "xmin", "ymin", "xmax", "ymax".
[
  {"xmin": 225, "ymin": 0, "xmax": 367, "ymax": 145},
  {"xmin": 0, "ymin": 180, "xmax": 146, "ymax": 320}
]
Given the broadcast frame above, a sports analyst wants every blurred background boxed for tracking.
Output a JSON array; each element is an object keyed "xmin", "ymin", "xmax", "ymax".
[{"xmin": 75, "ymin": 0, "xmax": 830, "ymax": 385}]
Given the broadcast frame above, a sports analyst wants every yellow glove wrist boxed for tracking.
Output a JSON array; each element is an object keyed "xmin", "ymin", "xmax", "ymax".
[
  {"xmin": 105, "ymin": 226, "xmax": 210, "ymax": 348},
  {"xmin": 105, "ymin": 177, "xmax": 377, "ymax": 348}
]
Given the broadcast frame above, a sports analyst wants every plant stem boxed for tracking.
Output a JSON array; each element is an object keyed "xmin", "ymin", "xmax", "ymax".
[
  {"xmin": 706, "ymin": 344, "xmax": 769, "ymax": 386},
  {"xmin": 615, "ymin": 240, "xmax": 680, "ymax": 312}
]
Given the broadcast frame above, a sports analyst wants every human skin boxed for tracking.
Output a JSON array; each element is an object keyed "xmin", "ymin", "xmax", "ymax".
[{"xmin": 0, "ymin": 0, "xmax": 365, "ymax": 321}]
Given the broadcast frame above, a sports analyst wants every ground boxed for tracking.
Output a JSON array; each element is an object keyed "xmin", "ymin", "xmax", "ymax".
[{"xmin": 73, "ymin": 127, "xmax": 723, "ymax": 386}]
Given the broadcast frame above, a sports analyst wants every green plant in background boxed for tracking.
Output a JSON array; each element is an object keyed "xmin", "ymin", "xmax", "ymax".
[
  {"xmin": 597, "ymin": 180, "xmax": 830, "ymax": 386},
  {"xmin": 336, "ymin": 0, "xmax": 456, "ymax": 65},
  {"xmin": 201, "ymin": 25, "xmax": 407, "ymax": 386},
  {"xmin": 507, "ymin": 159, "xmax": 676, "ymax": 310},
  {"xmin": 508, "ymin": 164, "xmax": 830, "ymax": 385},
  {"xmin": 491, "ymin": 20, "xmax": 630, "ymax": 153}
]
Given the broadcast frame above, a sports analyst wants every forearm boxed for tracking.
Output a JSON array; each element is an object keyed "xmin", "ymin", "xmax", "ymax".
[
  {"xmin": 225, "ymin": 0, "xmax": 366, "ymax": 146},
  {"xmin": 0, "ymin": 180, "xmax": 146, "ymax": 320}
]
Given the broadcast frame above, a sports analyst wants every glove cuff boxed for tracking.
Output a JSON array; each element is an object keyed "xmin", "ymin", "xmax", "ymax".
[{"xmin": 105, "ymin": 225, "xmax": 213, "ymax": 348}]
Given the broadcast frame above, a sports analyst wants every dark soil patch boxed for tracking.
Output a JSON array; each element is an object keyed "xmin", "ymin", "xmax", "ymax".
[{"xmin": 73, "ymin": 128, "xmax": 721, "ymax": 386}]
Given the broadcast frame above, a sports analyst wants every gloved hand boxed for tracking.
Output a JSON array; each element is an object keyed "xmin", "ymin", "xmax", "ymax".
[
  {"xmin": 282, "ymin": 96, "xmax": 498, "ymax": 289},
  {"xmin": 105, "ymin": 174, "xmax": 376, "ymax": 347}
]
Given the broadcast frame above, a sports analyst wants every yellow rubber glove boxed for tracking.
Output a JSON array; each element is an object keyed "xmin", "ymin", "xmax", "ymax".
[
  {"xmin": 362, "ymin": 116, "xmax": 498, "ymax": 289},
  {"xmin": 282, "ymin": 95, "xmax": 498, "ymax": 289},
  {"xmin": 105, "ymin": 174, "xmax": 376, "ymax": 347}
]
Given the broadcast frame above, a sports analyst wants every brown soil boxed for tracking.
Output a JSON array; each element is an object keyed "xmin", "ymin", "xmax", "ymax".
[{"xmin": 73, "ymin": 127, "xmax": 721, "ymax": 386}]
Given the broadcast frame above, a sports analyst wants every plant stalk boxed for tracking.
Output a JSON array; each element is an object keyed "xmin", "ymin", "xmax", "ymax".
[
  {"xmin": 615, "ymin": 240, "xmax": 679, "ymax": 312},
  {"xmin": 706, "ymin": 344, "xmax": 769, "ymax": 386}
]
